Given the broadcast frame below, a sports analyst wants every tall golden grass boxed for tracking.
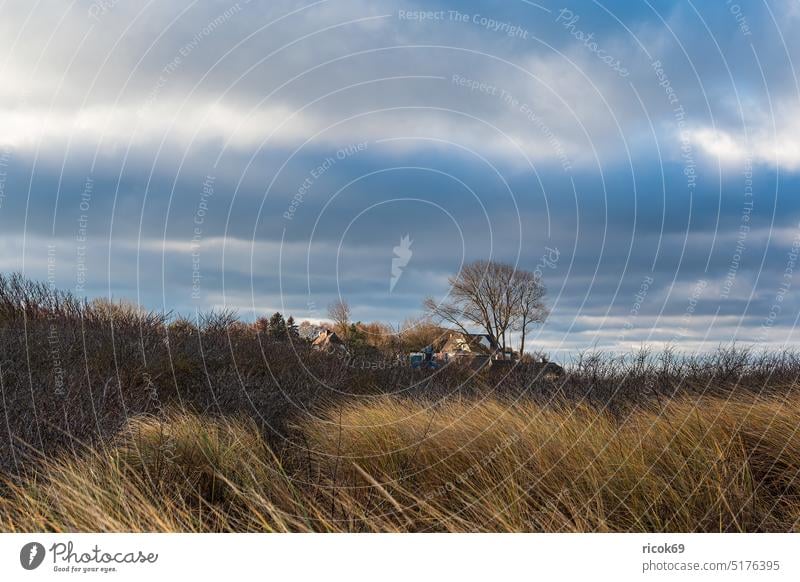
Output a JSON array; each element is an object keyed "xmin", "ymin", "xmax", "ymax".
[{"xmin": 2, "ymin": 395, "xmax": 799, "ymax": 532}]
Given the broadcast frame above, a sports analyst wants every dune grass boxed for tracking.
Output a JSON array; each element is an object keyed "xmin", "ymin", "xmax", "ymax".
[{"xmin": 2, "ymin": 395, "xmax": 800, "ymax": 532}]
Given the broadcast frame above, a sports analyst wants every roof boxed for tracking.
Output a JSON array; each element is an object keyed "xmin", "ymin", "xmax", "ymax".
[
  {"xmin": 311, "ymin": 329, "xmax": 346, "ymax": 350},
  {"xmin": 439, "ymin": 332, "xmax": 496, "ymax": 356}
]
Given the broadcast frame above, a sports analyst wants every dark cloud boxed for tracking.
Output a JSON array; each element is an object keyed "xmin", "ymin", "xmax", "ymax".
[{"xmin": 2, "ymin": 0, "xmax": 800, "ymax": 354}]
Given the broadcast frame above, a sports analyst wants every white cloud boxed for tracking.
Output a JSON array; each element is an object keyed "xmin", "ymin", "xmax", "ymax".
[
  {"xmin": 691, "ymin": 100, "xmax": 800, "ymax": 170},
  {"xmin": 692, "ymin": 126, "xmax": 800, "ymax": 170},
  {"xmin": 0, "ymin": 0, "xmax": 654, "ymax": 167},
  {"xmin": 0, "ymin": 101, "xmax": 314, "ymax": 151}
]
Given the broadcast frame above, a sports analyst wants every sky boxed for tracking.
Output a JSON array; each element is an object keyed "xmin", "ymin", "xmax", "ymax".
[{"xmin": 2, "ymin": 0, "xmax": 800, "ymax": 357}]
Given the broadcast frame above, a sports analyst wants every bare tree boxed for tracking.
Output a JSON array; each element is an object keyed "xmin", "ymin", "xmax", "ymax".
[
  {"xmin": 424, "ymin": 260, "xmax": 547, "ymax": 357},
  {"xmin": 327, "ymin": 298, "xmax": 351, "ymax": 339},
  {"xmin": 398, "ymin": 316, "xmax": 449, "ymax": 352},
  {"xmin": 512, "ymin": 270, "xmax": 548, "ymax": 356}
]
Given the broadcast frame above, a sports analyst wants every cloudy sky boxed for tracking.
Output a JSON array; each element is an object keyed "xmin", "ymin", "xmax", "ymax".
[{"xmin": 2, "ymin": 0, "xmax": 800, "ymax": 356}]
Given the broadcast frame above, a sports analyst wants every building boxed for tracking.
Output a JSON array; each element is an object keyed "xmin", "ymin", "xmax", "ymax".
[
  {"xmin": 311, "ymin": 329, "xmax": 347, "ymax": 353},
  {"xmin": 439, "ymin": 332, "xmax": 496, "ymax": 357}
]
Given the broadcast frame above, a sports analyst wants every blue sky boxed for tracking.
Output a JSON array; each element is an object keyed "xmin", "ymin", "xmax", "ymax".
[{"xmin": 2, "ymin": 0, "xmax": 800, "ymax": 356}]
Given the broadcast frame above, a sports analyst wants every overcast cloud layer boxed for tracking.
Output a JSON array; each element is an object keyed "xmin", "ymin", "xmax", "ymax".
[{"xmin": 2, "ymin": 0, "xmax": 800, "ymax": 357}]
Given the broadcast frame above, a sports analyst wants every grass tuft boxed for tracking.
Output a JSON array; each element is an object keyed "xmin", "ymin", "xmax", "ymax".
[{"xmin": 2, "ymin": 395, "xmax": 799, "ymax": 532}]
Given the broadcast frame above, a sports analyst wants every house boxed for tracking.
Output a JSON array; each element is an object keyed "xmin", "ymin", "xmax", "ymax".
[
  {"xmin": 432, "ymin": 332, "xmax": 496, "ymax": 371},
  {"xmin": 408, "ymin": 332, "xmax": 524, "ymax": 371},
  {"xmin": 439, "ymin": 332, "xmax": 521, "ymax": 359},
  {"xmin": 439, "ymin": 332, "xmax": 496, "ymax": 357},
  {"xmin": 311, "ymin": 329, "xmax": 347, "ymax": 353}
]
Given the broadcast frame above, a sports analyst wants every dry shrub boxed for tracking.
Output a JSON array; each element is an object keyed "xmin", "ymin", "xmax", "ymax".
[
  {"xmin": 301, "ymin": 395, "xmax": 800, "ymax": 532},
  {"xmin": 2, "ymin": 395, "xmax": 800, "ymax": 532},
  {"xmin": 4, "ymin": 273, "xmax": 800, "ymax": 480},
  {"xmin": 0, "ymin": 411, "xmax": 329, "ymax": 532}
]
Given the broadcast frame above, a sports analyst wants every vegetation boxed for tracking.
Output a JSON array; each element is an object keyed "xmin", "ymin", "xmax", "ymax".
[
  {"xmin": 2, "ymin": 396, "xmax": 800, "ymax": 532},
  {"xmin": 327, "ymin": 298, "xmax": 352, "ymax": 340},
  {"xmin": 425, "ymin": 259, "xmax": 548, "ymax": 355},
  {"xmin": 1, "ymin": 272, "xmax": 800, "ymax": 532}
]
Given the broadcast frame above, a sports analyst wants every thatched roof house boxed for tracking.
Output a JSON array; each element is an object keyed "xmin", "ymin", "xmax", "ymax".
[
  {"xmin": 438, "ymin": 332, "xmax": 496, "ymax": 357},
  {"xmin": 311, "ymin": 329, "xmax": 347, "ymax": 352}
]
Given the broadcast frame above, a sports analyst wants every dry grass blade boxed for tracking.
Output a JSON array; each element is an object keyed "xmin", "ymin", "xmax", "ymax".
[{"xmin": 1, "ymin": 394, "xmax": 799, "ymax": 532}]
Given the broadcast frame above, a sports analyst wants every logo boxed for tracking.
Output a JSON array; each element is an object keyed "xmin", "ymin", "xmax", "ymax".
[
  {"xmin": 20, "ymin": 542, "xmax": 46, "ymax": 570},
  {"xmin": 390, "ymin": 234, "xmax": 413, "ymax": 293}
]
